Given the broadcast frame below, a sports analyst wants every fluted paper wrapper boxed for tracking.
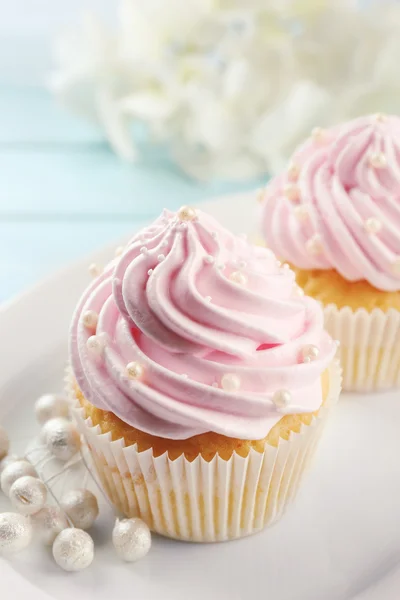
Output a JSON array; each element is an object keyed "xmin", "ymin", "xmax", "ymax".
[
  {"xmin": 324, "ymin": 305, "xmax": 400, "ymax": 392},
  {"xmin": 67, "ymin": 360, "xmax": 340, "ymax": 542}
]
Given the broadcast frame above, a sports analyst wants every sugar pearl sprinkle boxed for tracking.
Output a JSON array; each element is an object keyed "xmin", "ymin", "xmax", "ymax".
[
  {"xmin": 178, "ymin": 205, "xmax": 197, "ymax": 221},
  {"xmin": 82, "ymin": 310, "xmax": 98, "ymax": 331},
  {"xmin": 283, "ymin": 183, "xmax": 300, "ymax": 202},
  {"xmin": 306, "ymin": 234, "xmax": 323, "ymax": 256},
  {"xmin": 86, "ymin": 334, "xmax": 106, "ymax": 356},
  {"xmin": 205, "ymin": 296, "xmax": 212, "ymax": 303},
  {"xmin": 204, "ymin": 255, "xmax": 214, "ymax": 264},
  {"xmin": 392, "ymin": 257, "xmax": 400, "ymax": 275},
  {"xmin": 157, "ymin": 254, "xmax": 165, "ymax": 262},
  {"xmin": 299, "ymin": 344, "xmax": 320, "ymax": 364},
  {"xmin": 364, "ymin": 217, "xmax": 382, "ymax": 234},
  {"xmin": 221, "ymin": 373, "xmax": 241, "ymax": 392},
  {"xmin": 311, "ymin": 127, "xmax": 325, "ymax": 142},
  {"xmin": 272, "ymin": 389, "xmax": 291, "ymax": 409},
  {"xmin": 148, "ymin": 269, "xmax": 153, "ymax": 276},
  {"xmin": 229, "ymin": 271, "xmax": 248, "ymax": 286},
  {"xmin": 140, "ymin": 246, "xmax": 148, "ymax": 255},
  {"xmin": 126, "ymin": 362, "xmax": 144, "ymax": 380},
  {"xmin": 294, "ymin": 204, "xmax": 309, "ymax": 222},
  {"xmin": 88, "ymin": 263, "xmax": 101, "ymax": 277},
  {"xmin": 369, "ymin": 152, "xmax": 387, "ymax": 169},
  {"xmin": 288, "ymin": 162, "xmax": 300, "ymax": 181}
]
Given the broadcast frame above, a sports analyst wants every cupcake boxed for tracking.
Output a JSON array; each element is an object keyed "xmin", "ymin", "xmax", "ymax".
[
  {"xmin": 260, "ymin": 115, "xmax": 400, "ymax": 392},
  {"xmin": 68, "ymin": 206, "xmax": 340, "ymax": 542}
]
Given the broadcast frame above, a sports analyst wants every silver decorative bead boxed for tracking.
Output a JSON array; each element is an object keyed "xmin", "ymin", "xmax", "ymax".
[
  {"xmin": 42, "ymin": 418, "xmax": 81, "ymax": 462},
  {"xmin": 32, "ymin": 506, "xmax": 69, "ymax": 546},
  {"xmin": 9, "ymin": 475, "xmax": 47, "ymax": 516},
  {"xmin": 221, "ymin": 373, "xmax": 241, "ymax": 392},
  {"xmin": 1, "ymin": 460, "xmax": 37, "ymax": 496},
  {"xmin": 0, "ymin": 454, "xmax": 20, "ymax": 475},
  {"xmin": 272, "ymin": 389, "xmax": 291, "ymax": 409},
  {"xmin": 112, "ymin": 518, "xmax": 151, "ymax": 562},
  {"xmin": 34, "ymin": 394, "xmax": 70, "ymax": 425},
  {"xmin": 60, "ymin": 489, "xmax": 99, "ymax": 530},
  {"xmin": 52, "ymin": 528, "xmax": 94, "ymax": 572},
  {"xmin": 0, "ymin": 512, "xmax": 33, "ymax": 554},
  {"xmin": 0, "ymin": 425, "xmax": 9, "ymax": 461}
]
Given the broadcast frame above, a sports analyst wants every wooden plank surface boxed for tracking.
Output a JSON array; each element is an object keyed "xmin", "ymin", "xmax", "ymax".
[{"xmin": 0, "ymin": 87, "xmax": 261, "ymax": 302}]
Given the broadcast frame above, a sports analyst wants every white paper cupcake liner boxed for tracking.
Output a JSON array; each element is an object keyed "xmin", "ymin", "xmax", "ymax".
[
  {"xmin": 67, "ymin": 360, "xmax": 341, "ymax": 542},
  {"xmin": 324, "ymin": 305, "xmax": 400, "ymax": 392}
]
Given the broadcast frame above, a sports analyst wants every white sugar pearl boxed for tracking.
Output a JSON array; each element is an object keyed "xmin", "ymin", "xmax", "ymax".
[
  {"xmin": 112, "ymin": 518, "xmax": 151, "ymax": 562},
  {"xmin": 88, "ymin": 263, "xmax": 101, "ymax": 277},
  {"xmin": 288, "ymin": 161, "xmax": 300, "ymax": 181},
  {"xmin": 0, "ymin": 425, "xmax": 9, "ymax": 460},
  {"xmin": 148, "ymin": 269, "xmax": 153, "ymax": 276},
  {"xmin": 311, "ymin": 126, "xmax": 325, "ymax": 142},
  {"xmin": 178, "ymin": 206, "xmax": 197, "ymax": 221},
  {"xmin": 364, "ymin": 217, "xmax": 382, "ymax": 234},
  {"xmin": 211, "ymin": 231, "xmax": 218, "ymax": 239},
  {"xmin": 229, "ymin": 271, "xmax": 248, "ymax": 286},
  {"xmin": 126, "ymin": 361, "xmax": 144, "ymax": 380},
  {"xmin": 1, "ymin": 460, "xmax": 37, "ymax": 496},
  {"xmin": 392, "ymin": 257, "xmax": 400, "ymax": 275},
  {"xmin": 369, "ymin": 152, "xmax": 387, "ymax": 169},
  {"xmin": 0, "ymin": 454, "xmax": 20, "ymax": 475},
  {"xmin": 272, "ymin": 389, "xmax": 291, "ymax": 409},
  {"xmin": 82, "ymin": 310, "xmax": 99, "ymax": 331},
  {"xmin": 34, "ymin": 394, "xmax": 70, "ymax": 425},
  {"xmin": 9, "ymin": 475, "xmax": 47, "ymax": 515},
  {"xmin": 294, "ymin": 205, "xmax": 309, "ymax": 222},
  {"xmin": 42, "ymin": 418, "xmax": 81, "ymax": 462},
  {"xmin": 256, "ymin": 188, "xmax": 265, "ymax": 203},
  {"xmin": 32, "ymin": 506, "xmax": 69, "ymax": 545},
  {"xmin": 157, "ymin": 254, "xmax": 165, "ymax": 262},
  {"xmin": 61, "ymin": 489, "xmax": 99, "ymax": 530},
  {"xmin": 140, "ymin": 246, "xmax": 148, "ymax": 255},
  {"xmin": 299, "ymin": 344, "xmax": 320, "ymax": 364},
  {"xmin": 306, "ymin": 234, "xmax": 323, "ymax": 256},
  {"xmin": 53, "ymin": 528, "xmax": 94, "ymax": 572},
  {"xmin": 0, "ymin": 512, "xmax": 33, "ymax": 554},
  {"xmin": 221, "ymin": 373, "xmax": 241, "ymax": 392},
  {"xmin": 204, "ymin": 255, "xmax": 214, "ymax": 264},
  {"xmin": 86, "ymin": 334, "xmax": 106, "ymax": 356},
  {"xmin": 205, "ymin": 296, "xmax": 212, "ymax": 302},
  {"xmin": 283, "ymin": 183, "xmax": 300, "ymax": 202}
]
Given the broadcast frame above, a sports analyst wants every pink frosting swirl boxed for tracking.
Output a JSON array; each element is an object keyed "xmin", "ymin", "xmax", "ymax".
[
  {"xmin": 70, "ymin": 209, "xmax": 336, "ymax": 441},
  {"xmin": 261, "ymin": 115, "xmax": 400, "ymax": 292}
]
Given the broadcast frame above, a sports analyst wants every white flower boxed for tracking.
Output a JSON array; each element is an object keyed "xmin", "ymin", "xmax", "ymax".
[{"xmin": 50, "ymin": 0, "xmax": 400, "ymax": 179}]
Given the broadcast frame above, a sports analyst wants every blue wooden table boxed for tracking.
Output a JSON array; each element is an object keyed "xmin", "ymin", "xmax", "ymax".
[{"xmin": 0, "ymin": 86, "xmax": 260, "ymax": 303}]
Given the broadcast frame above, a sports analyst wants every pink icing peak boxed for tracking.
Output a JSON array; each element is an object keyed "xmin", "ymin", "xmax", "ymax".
[
  {"xmin": 261, "ymin": 115, "xmax": 400, "ymax": 292},
  {"xmin": 70, "ymin": 208, "xmax": 336, "ymax": 440}
]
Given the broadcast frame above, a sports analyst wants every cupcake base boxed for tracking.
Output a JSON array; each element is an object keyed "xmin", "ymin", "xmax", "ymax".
[
  {"xmin": 68, "ymin": 361, "xmax": 341, "ymax": 542},
  {"xmin": 325, "ymin": 305, "xmax": 400, "ymax": 392}
]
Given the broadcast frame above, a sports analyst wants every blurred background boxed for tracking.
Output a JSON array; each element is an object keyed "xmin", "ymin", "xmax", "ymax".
[{"xmin": 1, "ymin": 0, "xmax": 399, "ymax": 302}]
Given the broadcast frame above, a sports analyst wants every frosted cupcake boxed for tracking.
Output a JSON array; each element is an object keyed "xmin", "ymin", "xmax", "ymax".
[
  {"xmin": 261, "ymin": 115, "xmax": 400, "ymax": 392},
  {"xmin": 68, "ymin": 207, "xmax": 340, "ymax": 542}
]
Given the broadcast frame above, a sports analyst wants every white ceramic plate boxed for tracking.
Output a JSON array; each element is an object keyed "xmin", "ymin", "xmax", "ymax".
[{"xmin": 1, "ymin": 193, "xmax": 400, "ymax": 600}]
